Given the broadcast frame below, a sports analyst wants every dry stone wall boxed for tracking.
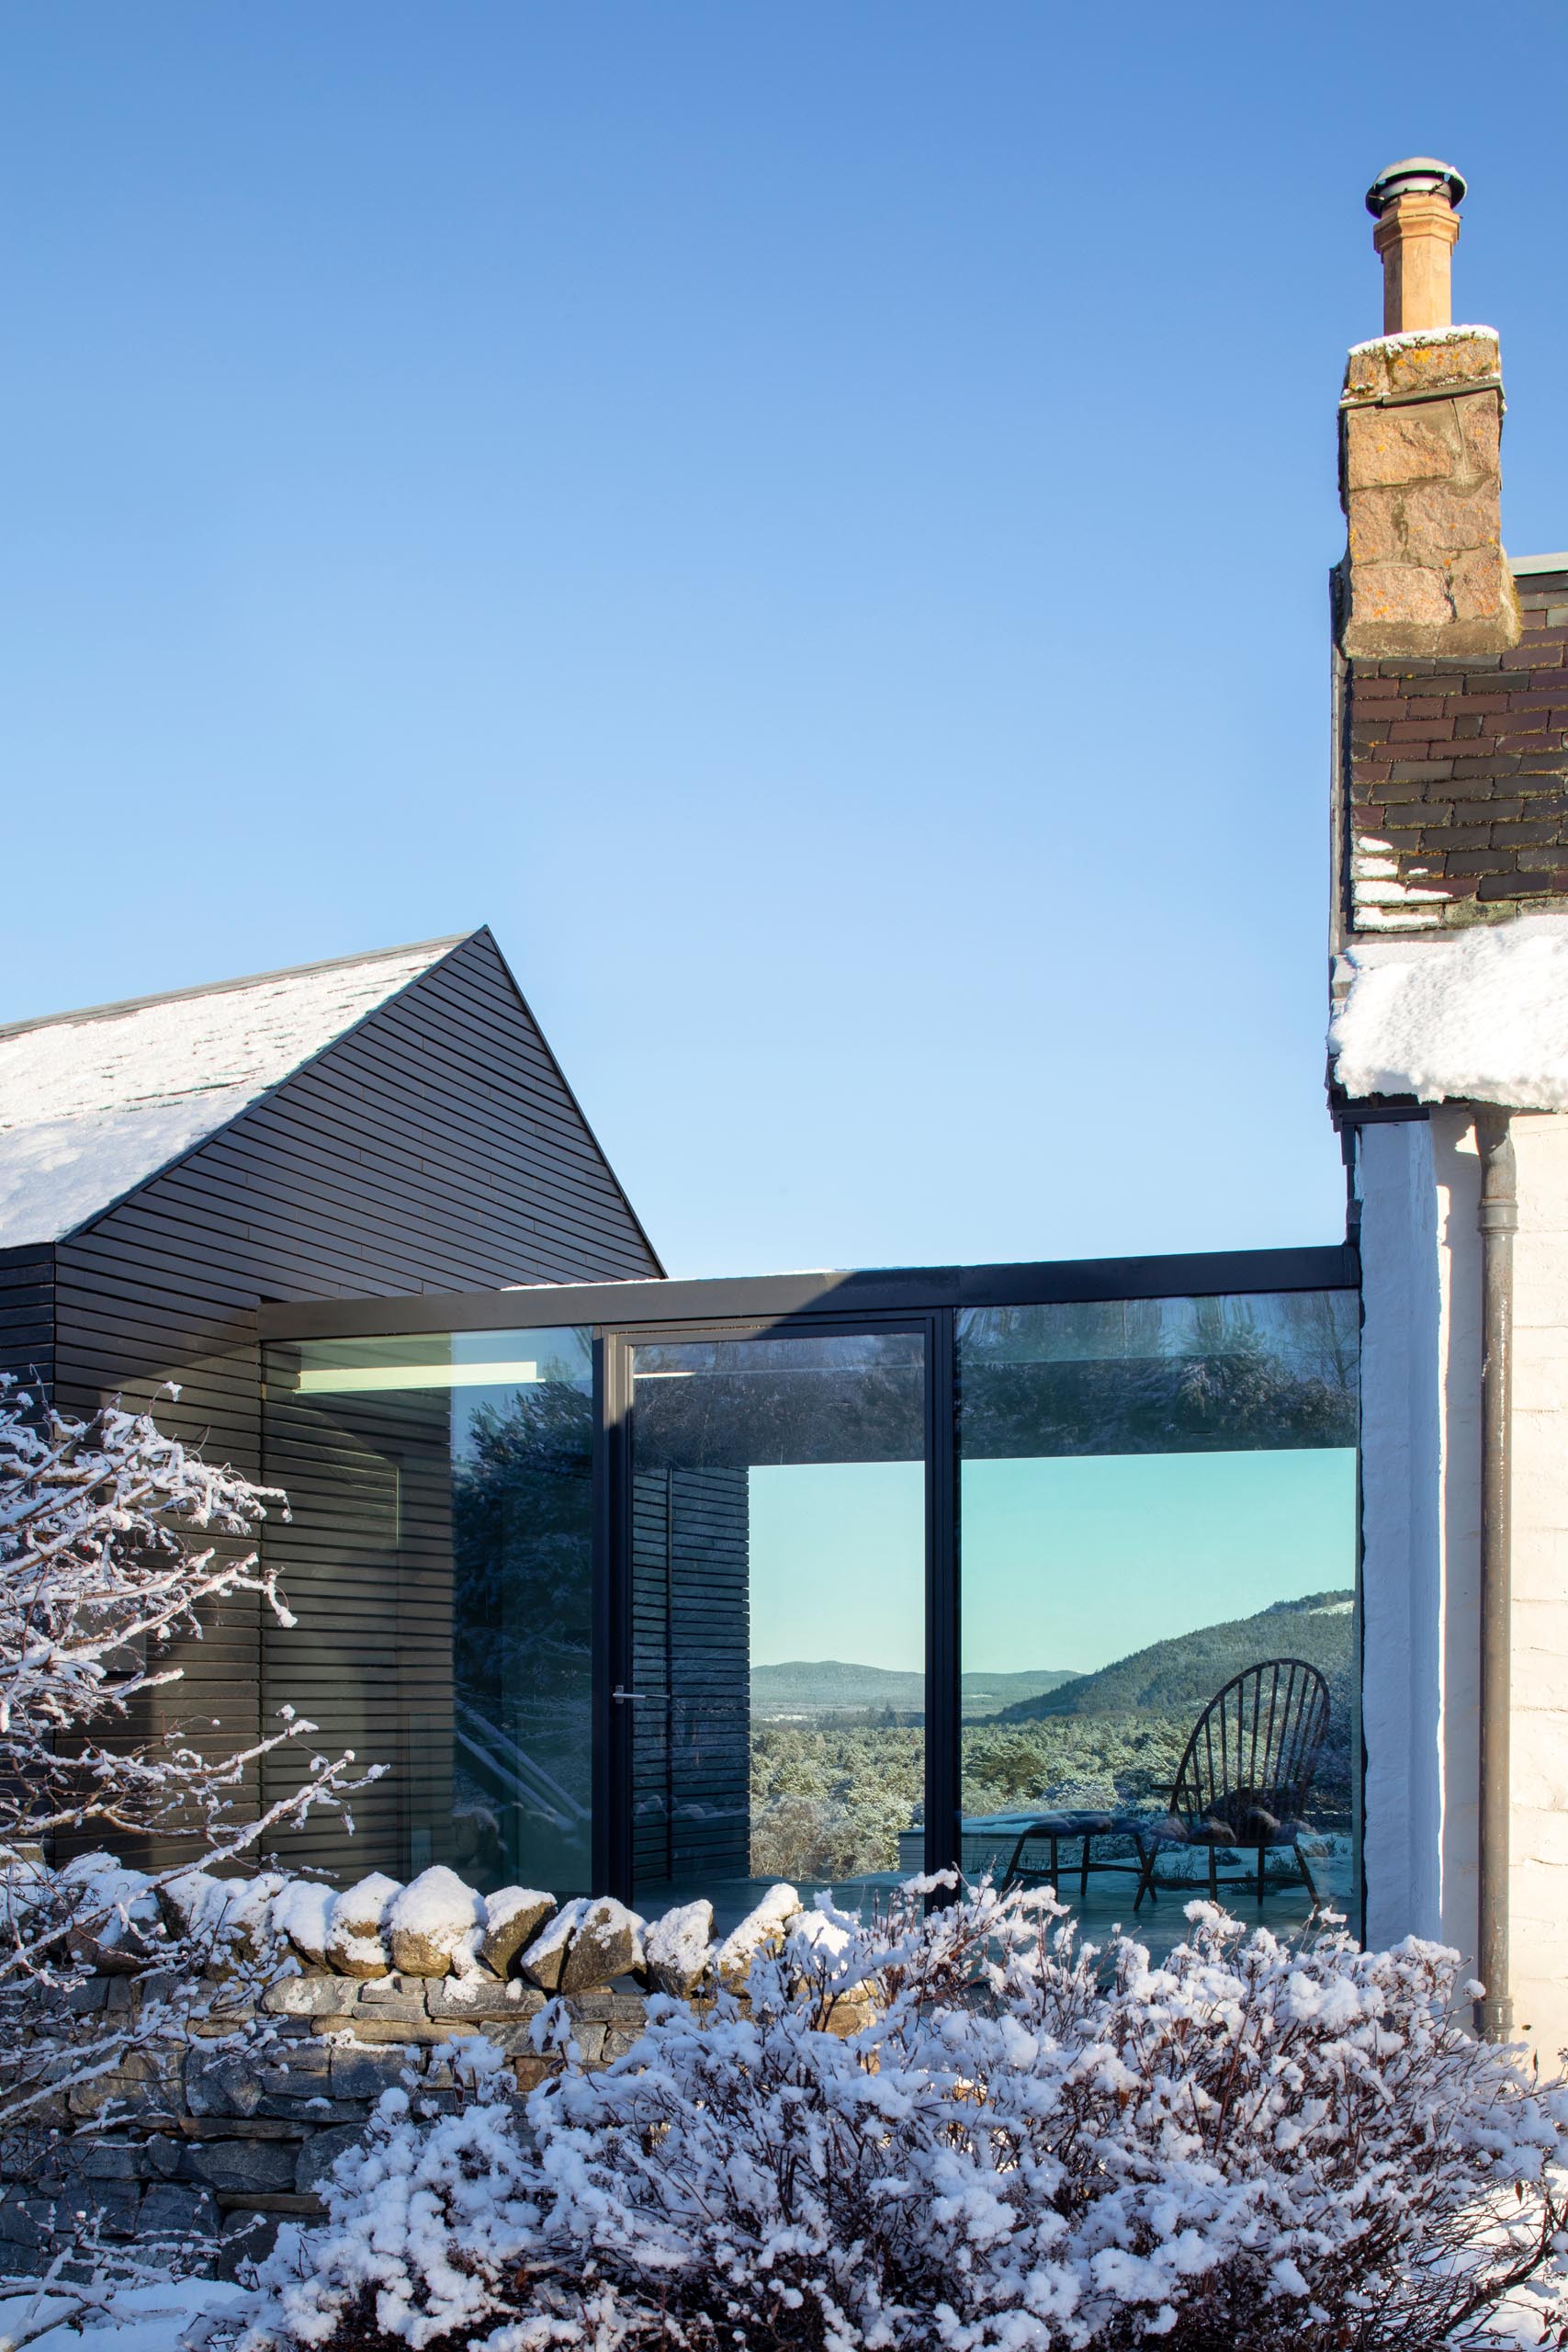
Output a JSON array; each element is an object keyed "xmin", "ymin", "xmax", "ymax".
[{"xmin": 0, "ymin": 1861, "xmax": 817, "ymax": 2278}]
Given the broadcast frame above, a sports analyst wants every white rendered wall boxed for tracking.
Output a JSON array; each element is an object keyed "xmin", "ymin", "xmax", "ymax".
[
  {"xmin": 1504, "ymin": 1114, "xmax": 1568, "ymax": 2062},
  {"xmin": 1358, "ymin": 1107, "xmax": 1568, "ymax": 2063},
  {"xmin": 1429, "ymin": 1110, "xmax": 1483, "ymax": 1978},
  {"xmin": 1358, "ymin": 1118, "xmax": 1443, "ymax": 1946}
]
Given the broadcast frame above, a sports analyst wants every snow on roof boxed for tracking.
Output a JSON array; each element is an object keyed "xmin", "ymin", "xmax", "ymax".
[
  {"xmin": 0, "ymin": 935, "xmax": 465, "ymax": 1248},
  {"xmin": 1331, "ymin": 916, "xmax": 1568, "ymax": 1110}
]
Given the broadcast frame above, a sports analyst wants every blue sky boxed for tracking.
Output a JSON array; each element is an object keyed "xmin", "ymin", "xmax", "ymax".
[{"xmin": 3, "ymin": 5, "xmax": 1566, "ymax": 1279}]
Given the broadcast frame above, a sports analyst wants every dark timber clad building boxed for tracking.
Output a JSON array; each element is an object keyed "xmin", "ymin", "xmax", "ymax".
[
  {"xmin": 0, "ymin": 927, "xmax": 1362, "ymax": 1949},
  {"xmin": 0, "ymin": 929, "xmax": 661, "ymax": 1843}
]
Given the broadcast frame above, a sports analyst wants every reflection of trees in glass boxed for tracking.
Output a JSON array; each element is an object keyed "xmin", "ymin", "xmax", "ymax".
[
  {"xmin": 961, "ymin": 1355, "xmax": 1355, "ymax": 1457},
  {"xmin": 959, "ymin": 1292, "xmax": 1359, "ymax": 1457},
  {"xmin": 449, "ymin": 1381, "xmax": 593, "ymax": 1892},
  {"xmin": 1010, "ymin": 1591, "xmax": 1354, "ymax": 1722},
  {"xmin": 1278, "ymin": 1290, "xmax": 1360, "ymax": 1397},
  {"xmin": 633, "ymin": 1337, "xmax": 925, "ymax": 1471}
]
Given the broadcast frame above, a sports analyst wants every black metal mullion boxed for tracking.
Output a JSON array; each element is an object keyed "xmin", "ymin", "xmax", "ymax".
[
  {"xmin": 926, "ymin": 1309, "xmax": 960, "ymax": 1896},
  {"xmin": 662, "ymin": 1468, "xmax": 676, "ymax": 1888},
  {"xmin": 590, "ymin": 1333, "xmax": 612, "ymax": 1896},
  {"xmin": 592, "ymin": 1330, "xmax": 636, "ymax": 1904}
]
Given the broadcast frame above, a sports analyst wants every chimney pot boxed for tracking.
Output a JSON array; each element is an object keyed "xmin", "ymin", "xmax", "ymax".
[
  {"xmin": 1365, "ymin": 156, "xmax": 1467, "ymax": 218},
  {"xmin": 1366, "ymin": 155, "xmax": 1465, "ymax": 334}
]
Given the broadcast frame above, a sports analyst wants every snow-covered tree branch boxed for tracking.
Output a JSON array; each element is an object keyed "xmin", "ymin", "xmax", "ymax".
[
  {"xmin": 0, "ymin": 1376, "xmax": 375, "ymax": 2134},
  {"xmin": 243, "ymin": 1884, "xmax": 1568, "ymax": 2352}
]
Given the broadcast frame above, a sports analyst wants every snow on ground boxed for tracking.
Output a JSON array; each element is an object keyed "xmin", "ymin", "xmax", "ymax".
[
  {"xmin": 0, "ymin": 2277, "xmax": 247, "ymax": 2352},
  {"xmin": 0, "ymin": 938, "xmax": 458, "ymax": 1248},
  {"xmin": 1331, "ymin": 918, "xmax": 1568, "ymax": 1108}
]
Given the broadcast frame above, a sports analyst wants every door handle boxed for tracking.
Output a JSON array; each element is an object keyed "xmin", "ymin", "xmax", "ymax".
[{"xmin": 613, "ymin": 1687, "xmax": 667, "ymax": 1702}]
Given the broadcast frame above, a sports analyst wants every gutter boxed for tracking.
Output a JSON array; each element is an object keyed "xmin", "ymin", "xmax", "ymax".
[{"xmin": 1474, "ymin": 1108, "xmax": 1517, "ymax": 2041}]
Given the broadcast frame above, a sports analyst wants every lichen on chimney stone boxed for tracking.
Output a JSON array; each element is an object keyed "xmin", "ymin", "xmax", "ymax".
[{"xmin": 1338, "ymin": 326, "xmax": 1521, "ymax": 662}]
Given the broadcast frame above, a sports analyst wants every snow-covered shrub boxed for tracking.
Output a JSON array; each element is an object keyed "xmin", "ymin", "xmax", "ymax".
[
  {"xmin": 0, "ymin": 1378, "xmax": 371, "ymax": 2136},
  {"xmin": 243, "ymin": 1882, "xmax": 1568, "ymax": 2352}
]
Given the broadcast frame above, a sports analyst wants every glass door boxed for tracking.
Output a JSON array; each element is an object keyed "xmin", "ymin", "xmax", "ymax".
[{"xmin": 610, "ymin": 1325, "xmax": 930, "ymax": 1935}]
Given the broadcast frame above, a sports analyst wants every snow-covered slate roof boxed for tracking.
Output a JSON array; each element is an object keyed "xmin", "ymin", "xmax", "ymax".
[
  {"xmin": 0, "ymin": 935, "xmax": 466, "ymax": 1248},
  {"xmin": 1331, "ymin": 916, "xmax": 1568, "ymax": 1110}
]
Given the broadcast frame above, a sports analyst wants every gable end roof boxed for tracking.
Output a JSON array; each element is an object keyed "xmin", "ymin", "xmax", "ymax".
[{"xmin": 0, "ymin": 934, "xmax": 468, "ymax": 1249}]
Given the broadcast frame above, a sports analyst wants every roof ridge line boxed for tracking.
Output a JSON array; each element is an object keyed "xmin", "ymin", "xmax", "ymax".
[{"xmin": 0, "ymin": 932, "xmax": 476, "ymax": 1041}]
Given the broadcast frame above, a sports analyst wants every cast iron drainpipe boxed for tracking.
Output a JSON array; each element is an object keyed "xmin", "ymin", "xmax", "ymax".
[{"xmin": 1474, "ymin": 1107, "xmax": 1517, "ymax": 2042}]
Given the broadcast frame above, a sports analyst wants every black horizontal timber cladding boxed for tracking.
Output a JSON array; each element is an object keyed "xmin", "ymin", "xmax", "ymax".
[
  {"xmin": 0, "ymin": 1317, "xmax": 51, "ymax": 1346},
  {"xmin": 79, "ymin": 1104, "xmax": 652, "ymax": 1286},
  {"xmin": 223, "ymin": 1054, "xmax": 640, "ymax": 1217},
  {"xmin": 0, "ymin": 1247, "xmax": 54, "ymax": 1287},
  {"xmin": 631, "ymin": 1467, "xmax": 750, "ymax": 1889},
  {"xmin": 0, "ymin": 1246, "xmax": 55, "ymax": 1390},
  {"xmin": 301, "ymin": 1001, "xmax": 626, "ymax": 1163},
  {"xmin": 144, "ymin": 1140, "xmax": 643, "ymax": 1272},
  {"xmin": 39, "ymin": 928, "xmax": 660, "ymax": 1868},
  {"xmin": 154, "ymin": 1138, "xmax": 646, "ymax": 1285}
]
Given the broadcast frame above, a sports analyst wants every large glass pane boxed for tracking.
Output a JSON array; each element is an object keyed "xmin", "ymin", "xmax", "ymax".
[
  {"xmin": 627, "ymin": 1329, "xmax": 926, "ymax": 1935},
  {"xmin": 261, "ymin": 1328, "xmax": 594, "ymax": 1894},
  {"xmin": 957, "ymin": 1292, "xmax": 1359, "ymax": 1952}
]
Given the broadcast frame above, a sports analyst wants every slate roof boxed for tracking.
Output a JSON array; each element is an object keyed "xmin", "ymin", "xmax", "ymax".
[{"xmin": 0, "ymin": 934, "xmax": 466, "ymax": 1249}]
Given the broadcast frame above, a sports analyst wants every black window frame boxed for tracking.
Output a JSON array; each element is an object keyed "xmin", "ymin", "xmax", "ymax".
[{"xmin": 259, "ymin": 1244, "xmax": 1358, "ymax": 1907}]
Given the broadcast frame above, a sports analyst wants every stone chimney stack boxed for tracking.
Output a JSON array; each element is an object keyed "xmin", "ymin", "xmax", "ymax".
[{"xmin": 1338, "ymin": 158, "xmax": 1521, "ymax": 662}]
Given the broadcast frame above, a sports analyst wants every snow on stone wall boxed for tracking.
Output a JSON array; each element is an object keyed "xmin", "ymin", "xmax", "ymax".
[{"xmin": 0, "ymin": 1861, "xmax": 818, "ymax": 2275}]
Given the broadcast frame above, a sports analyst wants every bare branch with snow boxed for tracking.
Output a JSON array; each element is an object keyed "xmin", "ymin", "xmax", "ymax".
[{"xmin": 0, "ymin": 1377, "xmax": 377, "ymax": 2139}]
